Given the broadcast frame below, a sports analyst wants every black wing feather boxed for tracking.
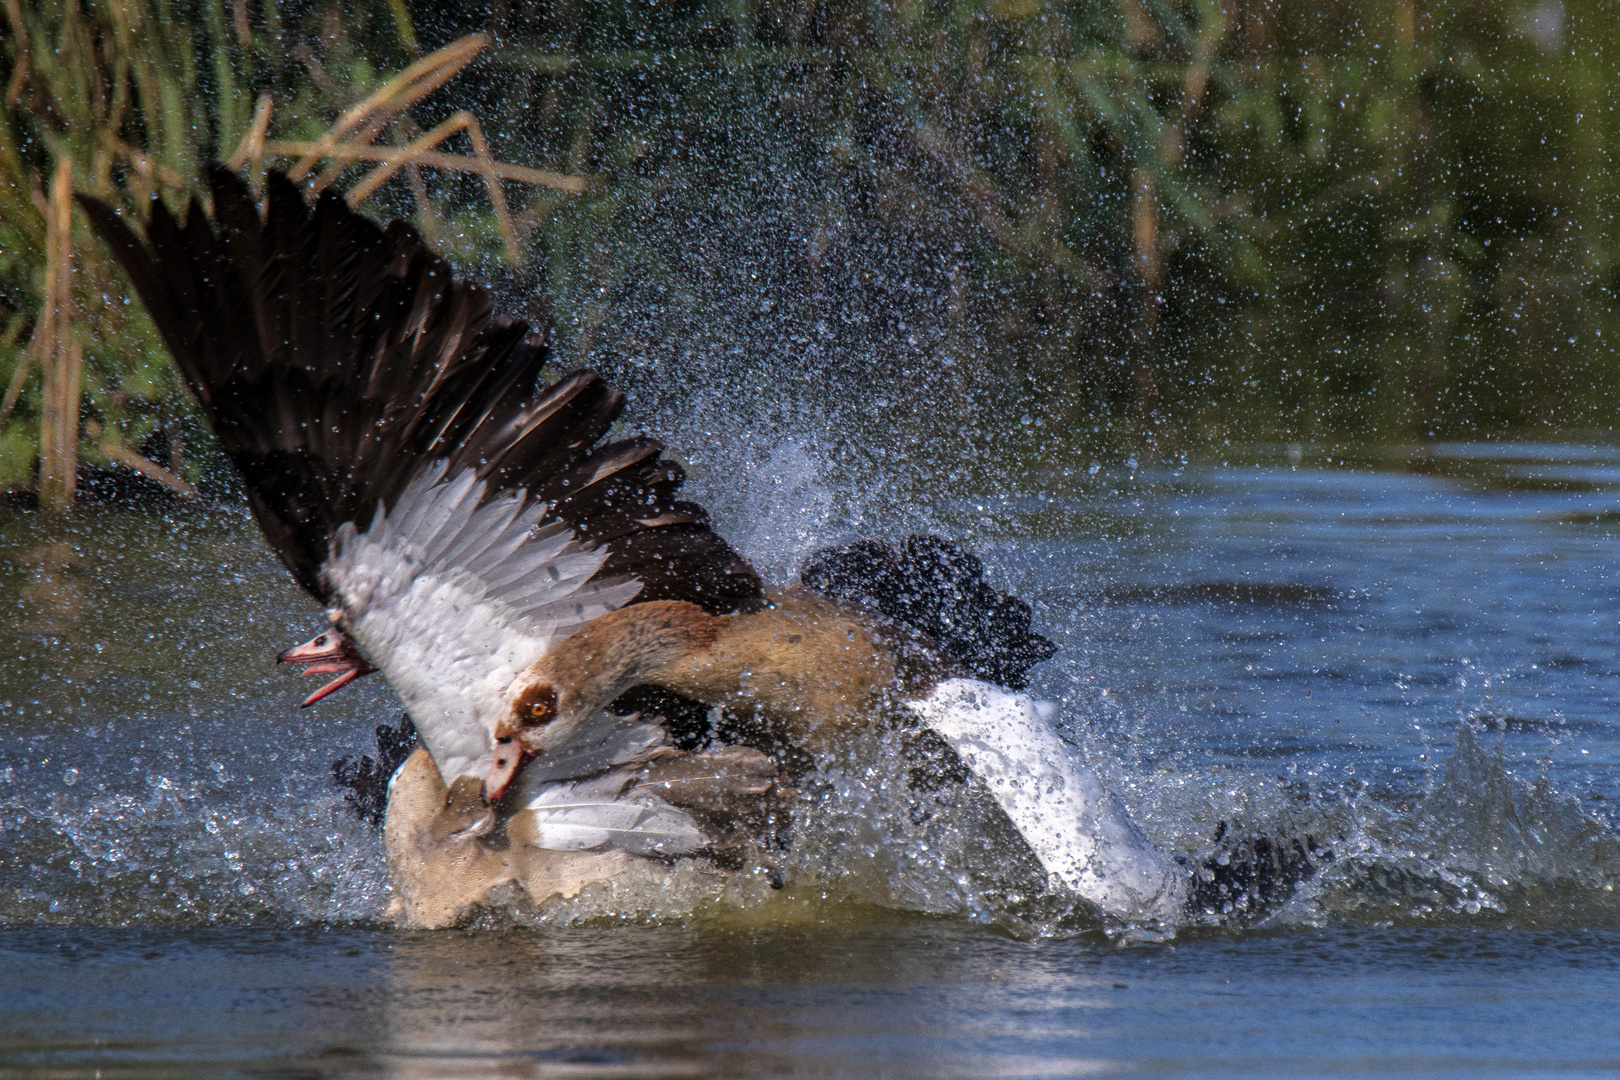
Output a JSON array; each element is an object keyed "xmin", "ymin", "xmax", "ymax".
[
  {"xmin": 79, "ymin": 165, "xmax": 762, "ymax": 613},
  {"xmin": 799, "ymin": 535, "xmax": 1057, "ymax": 688}
]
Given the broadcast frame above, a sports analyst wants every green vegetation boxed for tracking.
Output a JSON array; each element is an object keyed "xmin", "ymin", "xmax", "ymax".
[
  {"xmin": 2, "ymin": 0, "xmax": 1616, "ymax": 505},
  {"xmin": 0, "ymin": 0, "xmax": 423, "ymax": 502}
]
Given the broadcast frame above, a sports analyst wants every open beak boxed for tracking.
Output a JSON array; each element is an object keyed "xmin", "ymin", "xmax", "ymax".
[
  {"xmin": 483, "ymin": 736, "xmax": 535, "ymax": 804},
  {"xmin": 277, "ymin": 630, "xmax": 377, "ymax": 707}
]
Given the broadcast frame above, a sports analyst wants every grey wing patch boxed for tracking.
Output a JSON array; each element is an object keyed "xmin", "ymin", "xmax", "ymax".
[{"xmin": 526, "ymin": 772, "xmax": 708, "ymax": 855}]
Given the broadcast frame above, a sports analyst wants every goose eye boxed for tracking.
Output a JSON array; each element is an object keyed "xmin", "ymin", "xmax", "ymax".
[{"xmin": 528, "ymin": 702, "xmax": 550, "ymax": 720}]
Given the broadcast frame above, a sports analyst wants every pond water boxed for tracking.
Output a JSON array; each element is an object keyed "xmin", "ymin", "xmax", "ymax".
[{"xmin": 3, "ymin": 441, "xmax": 1620, "ymax": 1077}]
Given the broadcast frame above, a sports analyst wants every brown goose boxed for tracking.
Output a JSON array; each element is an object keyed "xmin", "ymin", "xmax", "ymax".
[{"xmin": 81, "ymin": 167, "xmax": 1186, "ymax": 929}]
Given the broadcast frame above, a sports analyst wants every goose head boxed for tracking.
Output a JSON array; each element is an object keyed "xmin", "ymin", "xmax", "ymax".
[
  {"xmin": 484, "ymin": 674, "xmax": 592, "ymax": 803},
  {"xmin": 277, "ymin": 625, "xmax": 378, "ymax": 707},
  {"xmin": 482, "ymin": 600, "xmax": 724, "ymax": 802}
]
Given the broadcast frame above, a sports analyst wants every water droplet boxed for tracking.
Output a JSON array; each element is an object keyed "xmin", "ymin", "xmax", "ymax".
[{"xmin": 62, "ymin": 768, "xmax": 79, "ymax": 787}]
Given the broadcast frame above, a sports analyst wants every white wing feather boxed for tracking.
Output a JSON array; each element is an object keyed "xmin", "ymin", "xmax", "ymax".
[
  {"xmin": 909, "ymin": 678, "xmax": 1187, "ymax": 925},
  {"xmin": 525, "ymin": 771, "xmax": 708, "ymax": 855},
  {"xmin": 323, "ymin": 462, "xmax": 642, "ymax": 785}
]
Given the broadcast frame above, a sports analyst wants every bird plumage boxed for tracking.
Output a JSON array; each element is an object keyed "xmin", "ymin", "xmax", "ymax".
[
  {"xmin": 82, "ymin": 165, "xmax": 1189, "ymax": 930},
  {"xmin": 79, "ymin": 167, "xmax": 762, "ymax": 782},
  {"xmin": 76, "ymin": 167, "xmax": 761, "ymax": 616}
]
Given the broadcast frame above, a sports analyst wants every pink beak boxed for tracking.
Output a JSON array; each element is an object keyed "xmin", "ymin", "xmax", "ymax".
[
  {"xmin": 483, "ymin": 736, "xmax": 535, "ymax": 803},
  {"xmin": 277, "ymin": 630, "xmax": 377, "ymax": 707}
]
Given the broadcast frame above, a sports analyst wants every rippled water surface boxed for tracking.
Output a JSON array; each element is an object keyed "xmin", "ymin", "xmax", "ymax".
[{"xmin": 5, "ymin": 442, "xmax": 1620, "ymax": 1077}]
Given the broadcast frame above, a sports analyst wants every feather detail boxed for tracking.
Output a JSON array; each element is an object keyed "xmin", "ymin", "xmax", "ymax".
[
  {"xmin": 521, "ymin": 712, "xmax": 677, "ymax": 787},
  {"xmin": 78, "ymin": 168, "xmax": 767, "ymax": 788},
  {"xmin": 324, "ymin": 464, "xmax": 642, "ymax": 782},
  {"xmin": 634, "ymin": 745, "xmax": 779, "ymax": 811},
  {"xmin": 525, "ymin": 771, "xmax": 708, "ymax": 855},
  {"xmin": 76, "ymin": 168, "xmax": 763, "ymax": 617}
]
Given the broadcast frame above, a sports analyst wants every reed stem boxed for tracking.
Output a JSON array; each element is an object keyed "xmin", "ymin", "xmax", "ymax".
[{"xmin": 34, "ymin": 157, "xmax": 80, "ymax": 512}]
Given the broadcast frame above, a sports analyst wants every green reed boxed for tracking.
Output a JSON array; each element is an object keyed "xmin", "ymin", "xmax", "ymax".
[
  {"xmin": 449, "ymin": 0, "xmax": 1618, "ymax": 444},
  {"xmin": 0, "ymin": 0, "xmax": 414, "ymax": 499},
  {"xmin": 3, "ymin": 0, "xmax": 1616, "ymax": 506}
]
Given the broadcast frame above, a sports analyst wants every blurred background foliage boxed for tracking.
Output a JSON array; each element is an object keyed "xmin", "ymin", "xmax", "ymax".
[{"xmin": 1, "ymin": 0, "xmax": 1616, "ymax": 503}]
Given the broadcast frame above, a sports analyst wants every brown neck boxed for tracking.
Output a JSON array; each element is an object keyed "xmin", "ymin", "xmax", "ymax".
[{"xmin": 534, "ymin": 600, "xmax": 727, "ymax": 721}]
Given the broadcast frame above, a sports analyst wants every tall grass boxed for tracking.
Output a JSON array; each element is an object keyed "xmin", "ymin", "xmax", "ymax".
[
  {"xmin": 3, "ymin": 0, "xmax": 1616, "ymax": 509},
  {"xmin": 437, "ymin": 0, "xmax": 1618, "ymax": 444},
  {"xmin": 0, "ymin": 0, "xmax": 423, "ymax": 502}
]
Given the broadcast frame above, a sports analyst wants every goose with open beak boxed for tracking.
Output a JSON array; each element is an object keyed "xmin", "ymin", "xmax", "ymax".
[
  {"xmin": 277, "ymin": 627, "xmax": 377, "ymax": 707},
  {"xmin": 82, "ymin": 164, "xmax": 1188, "ymax": 930}
]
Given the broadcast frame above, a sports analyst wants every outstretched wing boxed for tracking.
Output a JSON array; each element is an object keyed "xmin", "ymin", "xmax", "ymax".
[{"xmin": 79, "ymin": 167, "xmax": 762, "ymax": 781}]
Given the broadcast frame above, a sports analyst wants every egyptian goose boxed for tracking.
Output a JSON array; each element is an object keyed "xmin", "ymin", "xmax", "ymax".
[
  {"xmin": 80, "ymin": 166, "xmax": 1186, "ymax": 928},
  {"xmin": 482, "ymin": 585, "xmax": 1186, "ymax": 924}
]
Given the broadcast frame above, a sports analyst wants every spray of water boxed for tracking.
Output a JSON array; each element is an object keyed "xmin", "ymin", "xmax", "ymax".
[{"xmin": 5, "ymin": 437, "xmax": 1620, "ymax": 936}]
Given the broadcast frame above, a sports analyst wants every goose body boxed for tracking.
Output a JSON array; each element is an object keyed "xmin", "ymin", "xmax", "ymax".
[
  {"xmin": 385, "ymin": 739, "xmax": 784, "ymax": 927},
  {"xmin": 82, "ymin": 166, "xmax": 1186, "ymax": 930},
  {"xmin": 488, "ymin": 589, "xmax": 1184, "ymax": 924}
]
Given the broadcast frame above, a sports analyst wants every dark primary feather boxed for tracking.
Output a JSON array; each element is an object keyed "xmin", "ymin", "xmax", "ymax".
[
  {"xmin": 799, "ymin": 535, "xmax": 1058, "ymax": 689},
  {"xmin": 78, "ymin": 167, "xmax": 761, "ymax": 614},
  {"xmin": 332, "ymin": 714, "xmax": 419, "ymax": 826}
]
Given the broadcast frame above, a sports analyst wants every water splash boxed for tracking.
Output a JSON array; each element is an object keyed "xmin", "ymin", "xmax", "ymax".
[
  {"xmin": 679, "ymin": 434, "xmax": 840, "ymax": 583},
  {"xmin": 0, "ymin": 711, "xmax": 389, "ymax": 928},
  {"xmin": 7, "ymin": 449, "xmax": 1620, "ymax": 936},
  {"xmin": 1118, "ymin": 722, "xmax": 1620, "ymax": 933},
  {"xmin": 4, "ymin": 693, "xmax": 1618, "ymax": 936}
]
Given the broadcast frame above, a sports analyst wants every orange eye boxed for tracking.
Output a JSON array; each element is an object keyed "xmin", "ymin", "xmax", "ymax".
[{"xmin": 517, "ymin": 685, "xmax": 557, "ymax": 726}]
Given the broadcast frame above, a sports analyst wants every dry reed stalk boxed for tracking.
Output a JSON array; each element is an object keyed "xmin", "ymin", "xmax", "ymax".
[
  {"xmin": 34, "ymin": 158, "xmax": 81, "ymax": 511},
  {"xmin": 306, "ymin": 38, "xmax": 489, "ymax": 193},
  {"xmin": 100, "ymin": 441, "xmax": 197, "ymax": 498},
  {"xmin": 1132, "ymin": 164, "xmax": 1159, "ymax": 316},
  {"xmin": 400, "ymin": 158, "xmax": 439, "ymax": 243},
  {"xmin": 229, "ymin": 0, "xmax": 251, "ymax": 47},
  {"xmin": 286, "ymin": 33, "xmax": 490, "ymax": 183},
  {"xmin": 347, "ymin": 111, "xmax": 523, "ymax": 265},
  {"xmin": 0, "ymin": 315, "xmax": 30, "ymax": 433},
  {"xmin": 345, "ymin": 111, "xmax": 473, "ymax": 202},
  {"xmin": 2, "ymin": 0, "xmax": 28, "ymax": 108},
  {"xmin": 115, "ymin": 140, "xmax": 189, "ymax": 189},
  {"xmin": 1116, "ymin": 0, "xmax": 1160, "ymax": 51},
  {"xmin": 1160, "ymin": 7, "xmax": 1230, "ymax": 169},
  {"xmin": 395, "ymin": 142, "xmax": 440, "ymax": 241},
  {"xmin": 225, "ymin": 93, "xmax": 274, "ymax": 171},
  {"xmin": 457, "ymin": 116, "xmax": 523, "ymax": 267},
  {"xmin": 264, "ymin": 140, "xmax": 590, "ymax": 193}
]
